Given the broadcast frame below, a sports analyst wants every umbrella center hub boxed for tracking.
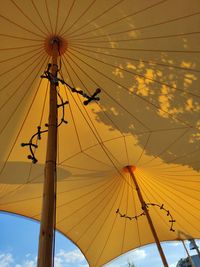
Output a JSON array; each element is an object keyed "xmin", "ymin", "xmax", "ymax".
[
  {"xmin": 123, "ymin": 165, "xmax": 136, "ymax": 173},
  {"xmin": 44, "ymin": 35, "xmax": 68, "ymax": 56}
]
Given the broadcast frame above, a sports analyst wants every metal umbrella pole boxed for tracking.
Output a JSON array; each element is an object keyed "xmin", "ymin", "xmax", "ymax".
[
  {"xmin": 126, "ymin": 165, "xmax": 169, "ymax": 267},
  {"xmin": 181, "ymin": 240, "xmax": 195, "ymax": 267}
]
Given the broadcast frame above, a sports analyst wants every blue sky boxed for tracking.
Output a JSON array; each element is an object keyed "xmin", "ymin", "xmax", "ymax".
[{"xmin": 0, "ymin": 212, "xmax": 199, "ymax": 267}]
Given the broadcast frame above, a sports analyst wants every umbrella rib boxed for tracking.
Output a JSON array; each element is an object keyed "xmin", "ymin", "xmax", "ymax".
[
  {"xmin": 0, "ymin": 168, "xmax": 45, "ymax": 201},
  {"xmin": 155, "ymin": 173, "xmax": 200, "ymax": 178},
  {"xmin": 61, "ymin": 68, "xmax": 83, "ymax": 151},
  {"xmin": 120, "ymin": 173, "xmax": 130, "ymax": 254},
  {"xmin": 44, "ymin": 176, "xmax": 120, "ymax": 223},
  {"xmin": 58, "ymin": 163, "xmax": 106, "ymax": 172},
  {"xmin": 139, "ymin": 171, "xmax": 200, "ymax": 231},
  {"xmin": 71, "ymin": 31, "xmax": 200, "ymax": 44},
  {"xmin": 61, "ymin": 57, "xmax": 128, "ymax": 170},
  {"xmin": 63, "ymin": 178, "xmax": 122, "ymax": 267},
  {"xmin": 0, "ymin": 80, "xmax": 46, "ymax": 199},
  {"xmin": 82, "ymin": 151, "xmax": 113, "ymax": 168},
  {"xmin": 45, "ymin": 0, "xmax": 53, "ymax": 33},
  {"xmin": 60, "ymin": 0, "xmax": 97, "ymax": 36},
  {"xmin": 67, "ymin": 0, "xmax": 167, "ymax": 39},
  {"xmin": 69, "ymin": 10, "xmax": 200, "ymax": 40},
  {"xmin": 0, "ymin": 14, "xmax": 44, "ymax": 38},
  {"xmin": 71, "ymin": 43, "xmax": 200, "ymax": 54},
  {"xmin": 56, "ymin": 176, "xmax": 120, "ymax": 226},
  {"xmin": 138, "ymin": 129, "xmax": 190, "ymax": 167},
  {"xmin": 64, "ymin": 0, "xmax": 125, "ymax": 37},
  {"xmin": 66, "ymin": 85, "xmax": 124, "ymax": 171},
  {"xmin": 31, "ymin": 0, "xmax": 51, "ymax": 35},
  {"xmin": 0, "ymin": 33, "xmax": 42, "ymax": 42},
  {"xmin": 25, "ymin": 81, "xmax": 50, "ymax": 184},
  {"xmin": 131, "ymin": 179, "xmax": 142, "ymax": 247},
  {"xmin": 61, "ymin": 58, "xmax": 128, "ymax": 137},
  {"xmin": 33, "ymin": 177, "xmax": 119, "ymax": 221},
  {"xmin": 0, "ymin": 51, "xmax": 45, "ymax": 109},
  {"xmin": 123, "ymin": 136, "xmax": 130, "ymax": 165},
  {"xmin": 139, "ymin": 147, "xmax": 200, "ymax": 170},
  {"xmin": 57, "ymin": 0, "xmax": 76, "ymax": 35},
  {"xmin": 62, "ymin": 54, "xmax": 124, "ymax": 168},
  {"xmin": 69, "ymin": 46, "xmax": 200, "ymax": 73},
  {"xmin": 63, "ymin": 60, "xmax": 130, "ymax": 174},
  {"xmin": 62, "ymin": 62, "xmax": 115, "ymax": 167},
  {"xmin": 58, "ymin": 135, "xmax": 131, "ymax": 168},
  {"xmin": 0, "ymin": 44, "xmax": 41, "ymax": 51},
  {"xmin": 0, "ymin": 46, "xmax": 42, "ymax": 64},
  {"xmin": 151, "ymin": 175, "xmax": 200, "ymax": 193},
  {"xmin": 10, "ymin": 0, "xmax": 48, "ymax": 36},
  {"xmin": 0, "ymin": 163, "xmax": 108, "ymax": 205},
  {"xmin": 94, "ymin": 180, "xmax": 128, "ymax": 267},
  {"xmin": 152, "ymin": 167, "xmax": 200, "ymax": 174},
  {"xmin": 0, "ymin": 48, "xmax": 43, "ymax": 85},
  {"xmin": 66, "ymin": 48, "xmax": 195, "ymax": 128},
  {"xmin": 2, "ymin": 176, "xmax": 112, "ymax": 209},
  {"xmin": 58, "ymin": 150, "xmax": 112, "ymax": 168},
  {"xmin": 23, "ymin": 80, "xmax": 49, "ymax": 186},
  {"xmin": 0, "ymin": 195, "xmax": 42, "ymax": 206},
  {"xmin": 54, "ymin": 0, "xmax": 60, "ymax": 34},
  {"xmin": 78, "ymin": 175, "xmax": 125, "ymax": 249},
  {"xmin": 138, "ymin": 174, "xmax": 180, "ymax": 231},
  {"xmin": 139, "ymin": 170, "xmax": 200, "ymax": 213},
  {"xmin": 0, "ymin": 55, "xmax": 49, "ymax": 176},
  {"xmin": 134, "ymin": 133, "xmax": 151, "ymax": 166},
  {"xmin": 85, "ymin": 174, "xmax": 126, "ymax": 263},
  {"xmin": 139, "ymin": 174, "xmax": 188, "ymax": 236},
  {"xmin": 64, "ymin": 50, "xmax": 150, "ymax": 131}
]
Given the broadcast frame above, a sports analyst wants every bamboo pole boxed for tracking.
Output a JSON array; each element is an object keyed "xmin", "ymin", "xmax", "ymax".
[
  {"xmin": 181, "ymin": 240, "xmax": 195, "ymax": 267},
  {"xmin": 37, "ymin": 39, "xmax": 58, "ymax": 267},
  {"xmin": 126, "ymin": 165, "xmax": 169, "ymax": 267}
]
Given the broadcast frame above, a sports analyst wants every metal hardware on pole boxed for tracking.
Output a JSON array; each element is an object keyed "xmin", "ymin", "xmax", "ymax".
[
  {"xmin": 182, "ymin": 240, "xmax": 195, "ymax": 267},
  {"xmin": 189, "ymin": 239, "xmax": 200, "ymax": 260},
  {"xmin": 37, "ymin": 38, "xmax": 59, "ymax": 267},
  {"xmin": 126, "ymin": 165, "xmax": 169, "ymax": 267}
]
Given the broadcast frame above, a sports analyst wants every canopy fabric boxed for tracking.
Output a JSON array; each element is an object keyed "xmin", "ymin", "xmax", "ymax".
[{"xmin": 0, "ymin": 0, "xmax": 200, "ymax": 266}]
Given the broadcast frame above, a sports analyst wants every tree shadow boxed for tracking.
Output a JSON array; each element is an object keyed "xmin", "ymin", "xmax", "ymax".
[{"xmin": 91, "ymin": 30, "xmax": 200, "ymax": 171}]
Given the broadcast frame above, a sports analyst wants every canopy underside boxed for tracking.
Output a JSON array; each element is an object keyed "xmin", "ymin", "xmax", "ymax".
[{"xmin": 0, "ymin": 0, "xmax": 200, "ymax": 266}]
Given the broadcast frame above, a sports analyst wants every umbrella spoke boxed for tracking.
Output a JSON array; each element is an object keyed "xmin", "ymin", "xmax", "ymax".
[
  {"xmin": 10, "ymin": 0, "xmax": 48, "ymax": 36},
  {"xmin": 70, "ymin": 11, "xmax": 200, "ymax": 41},
  {"xmin": 67, "ymin": 0, "xmax": 168, "ymax": 39},
  {"xmin": 60, "ymin": 0, "xmax": 97, "ymax": 36}
]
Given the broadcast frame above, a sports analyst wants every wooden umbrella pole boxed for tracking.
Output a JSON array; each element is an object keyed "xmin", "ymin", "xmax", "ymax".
[
  {"xmin": 37, "ymin": 39, "xmax": 59, "ymax": 267},
  {"xmin": 126, "ymin": 166, "xmax": 169, "ymax": 267},
  {"xmin": 181, "ymin": 240, "xmax": 195, "ymax": 267}
]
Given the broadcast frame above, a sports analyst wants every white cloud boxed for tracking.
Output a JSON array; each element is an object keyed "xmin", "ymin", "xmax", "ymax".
[
  {"xmin": 105, "ymin": 249, "xmax": 147, "ymax": 267},
  {"xmin": 170, "ymin": 242, "xmax": 180, "ymax": 247},
  {"xmin": 169, "ymin": 264, "xmax": 176, "ymax": 267},
  {"xmin": 127, "ymin": 249, "xmax": 147, "ymax": 261},
  {"xmin": 14, "ymin": 257, "xmax": 37, "ymax": 267},
  {"xmin": 0, "ymin": 253, "xmax": 14, "ymax": 267},
  {"xmin": 57, "ymin": 249, "xmax": 85, "ymax": 263},
  {"xmin": 0, "ymin": 249, "xmax": 88, "ymax": 267}
]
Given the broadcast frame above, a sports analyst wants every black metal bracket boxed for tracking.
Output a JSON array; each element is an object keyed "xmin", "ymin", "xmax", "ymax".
[
  {"xmin": 41, "ymin": 63, "xmax": 101, "ymax": 105},
  {"xmin": 116, "ymin": 208, "xmax": 145, "ymax": 220},
  {"xmin": 116, "ymin": 202, "xmax": 176, "ymax": 232},
  {"xmin": 21, "ymin": 63, "xmax": 101, "ymax": 163},
  {"xmin": 21, "ymin": 126, "xmax": 48, "ymax": 163}
]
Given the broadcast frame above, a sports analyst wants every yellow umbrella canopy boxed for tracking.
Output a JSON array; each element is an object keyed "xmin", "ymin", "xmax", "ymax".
[{"xmin": 0, "ymin": 0, "xmax": 200, "ymax": 266}]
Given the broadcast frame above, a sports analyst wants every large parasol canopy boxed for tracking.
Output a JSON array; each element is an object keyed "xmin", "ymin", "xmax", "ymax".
[{"xmin": 0, "ymin": 0, "xmax": 200, "ymax": 266}]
